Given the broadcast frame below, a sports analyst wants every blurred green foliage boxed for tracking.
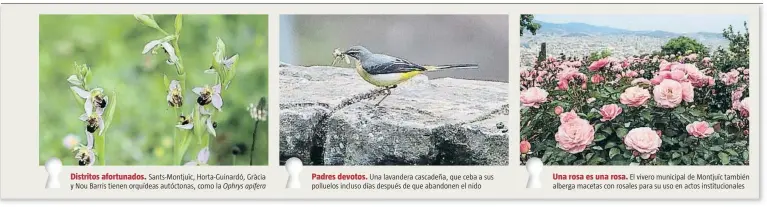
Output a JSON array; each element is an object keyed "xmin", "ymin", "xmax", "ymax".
[
  {"xmin": 520, "ymin": 14, "xmax": 541, "ymax": 36},
  {"xmin": 588, "ymin": 49, "xmax": 613, "ymax": 62},
  {"xmin": 39, "ymin": 15, "xmax": 269, "ymax": 166},
  {"xmin": 661, "ymin": 36, "xmax": 709, "ymax": 56}
]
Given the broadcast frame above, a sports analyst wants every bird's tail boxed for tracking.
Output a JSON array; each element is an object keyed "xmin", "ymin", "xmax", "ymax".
[{"xmin": 423, "ymin": 64, "xmax": 479, "ymax": 71}]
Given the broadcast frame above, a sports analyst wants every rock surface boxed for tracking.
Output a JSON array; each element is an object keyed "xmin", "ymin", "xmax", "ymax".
[{"xmin": 279, "ymin": 65, "xmax": 509, "ymax": 165}]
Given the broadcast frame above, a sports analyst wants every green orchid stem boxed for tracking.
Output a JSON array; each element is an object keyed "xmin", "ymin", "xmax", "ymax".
[
  {"xmin": 96, "ymin": 134, "xmax": 106, "ymax": 165},
  {"xmin": 250, "ymin": 120, "xmax": 260, "ymax": 165},
  {"xmin": 175, "ymin": 133, "xmax": 192, "ymax": 165},
  {"xmin": 232, "ymin": 155, "xmax": 237, "ymax": 165},
  {"xmin": 200, "ymin": 133, "xmax": 210, "ymax": 151}
]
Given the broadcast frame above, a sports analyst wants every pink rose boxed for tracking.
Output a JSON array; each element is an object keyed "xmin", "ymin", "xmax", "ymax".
[
  {"xmin": 659, "ymin": 61, "xmax": 673, "ymax": 71},
  {"xmin": 599, "ymin": 104, "xmax": 622, "ymax": 122},
  {"xmin": 744, "ymin": 69, "xmax": 750, "ymax": 75},
  {"xmin": 588, "ymin": 58, "xmax": 610, "ymax": 71},
  {"xmin": 521, "ymin": 87, "xmax": 548, "ymax": 108},
  {"xmin": 591, "ymin": 74, "xmax": 604, "ymax": 83},
  {"xmin": 547, "ymin": 56, "xmax": 556, "ymax": 62},
  {"xmin": 650, "ymin": 77, "xmax": 663, "ymax": 85},
  {"xmin": 624, "ymin": 127, "xmax": 662, "ymax": 159},
  {"xmin": 557, "ymin": 80, "xmax": 569, "ymax": 90},
  {"xmin": 520, "ymin": 140, "xmax": 531, "ymax": 154},
  {"xmin": 554, "ymin": 106, "xmax": 564, "ymax": 115},
  {"xmin": 686, "ymin": 121, "xmax": 715, "ymax": 138},
  {"xmin": 653, "ymin": 79, "xmax": 684, "ymax": 108},
  {"xmin": 681, "ymin": 81, "xmax": 694, "ymax": 103},
  {"xmin": 719, "ymin": 70, "xmax": 740, "ymax": 85},
  {"xmin": 631, "ymin": 78, "xmax": 651, "ymax": 86},
  {"xmin": 702, "ymin": 57, "xmax": 711, "ymax": 63},
  {"xmin": 739, "ymin": 97, "xmax": 750, "ymax": 117},
  {"xmin": 731, "ymin": 87, "xmax": 744, "ymax": 103},
  {"xmin": 555, "ymin": 117, "xmax": 595, "ymax": 154},
  {"xmin": 670, "ymin": 70, "xmax": 686, "ymax": 81},
  {"xmin": 686, "ymin": 54, "xmax": 698, "ymax": 61},
  {"xmin": 625, "ymin": 70, "xmax": 639, "ymax": 78},
  {"xmin": 559, "ymin": 110, "xmax": 579, "ymax": 123},
  {"xmin": 620, "ymin": 86, "xmax": 651, "ymax": 107}
]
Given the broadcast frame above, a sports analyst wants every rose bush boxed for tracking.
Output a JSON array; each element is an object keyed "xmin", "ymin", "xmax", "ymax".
[{"xmin": 520, "ymin": 33, "xmax": 750, "ymax": 166}]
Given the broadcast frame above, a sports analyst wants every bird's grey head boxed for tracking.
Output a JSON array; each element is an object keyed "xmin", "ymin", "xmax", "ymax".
[{"xmin": 343, "ymin": 46, "xmax": 372, "ymax": 60}]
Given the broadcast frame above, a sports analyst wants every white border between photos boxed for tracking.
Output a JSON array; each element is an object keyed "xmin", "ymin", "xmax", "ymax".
[{"xmin": 0, "ymin": 0, "xmax": 764, "ymax": 205}]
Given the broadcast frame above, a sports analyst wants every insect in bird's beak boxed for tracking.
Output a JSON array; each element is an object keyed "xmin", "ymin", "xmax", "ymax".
[{"xmin": 332, "ymin": 48, "xmax": 350, "ymax": 66}]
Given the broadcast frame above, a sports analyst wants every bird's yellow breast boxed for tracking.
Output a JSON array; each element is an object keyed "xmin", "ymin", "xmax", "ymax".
[{"xmin": 355, "ymin": 61, "xmax": 423, "ymax": 87}]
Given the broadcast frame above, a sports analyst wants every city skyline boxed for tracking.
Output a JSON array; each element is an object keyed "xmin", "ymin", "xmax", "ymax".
[{"xmin": 534, "ymin": 14, "xmax": 748, "ymax": 34}]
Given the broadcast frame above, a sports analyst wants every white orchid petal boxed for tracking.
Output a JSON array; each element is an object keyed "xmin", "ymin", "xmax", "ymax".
[
  {"xmin": 176, "ymin": 124, "xmax": 193, "ymax": 130},
  {"xmin": 199, "ymin": 105, "xmax": 211, "ymax": 115},
  {"xmin": 98, "ymin": 116, "xmax": 105, "ymax": 135},
  {"xmin": 206, "ymin": 118, "xmax": 216, "ymax": 137},
  {"xmin": 142, "ymin": 40, "xmax": 162, "ymax": 54},
  {"xmin": 204, "ymin": 69, "xmax": 217, "ymax": 74},
  {"xmin": 192, "ymin": 87, "xmax": 203, "ymax": 95},
  {"xmin": 84, "ymin": 97, "xmax": 94, "ymax": 116},
  {"xmin": 88, "ymin": 151, "xmax": 96, "ymax": 166},
  {"xmin": 79, "ymin": 113, "xmax": 88, "ymax": 121},
  {"xmin": 161, "ymin": 42, "xmax": 179, "ymax": 63},
  {"xmin": 67, "ymin": 75, "xmax": 82, "ymax": 85},
  {"xmin": 169, "ymin": 80, "xmax": 180, "ymax": 90},
  {"xmin": 71, "ymin": 86, "xmax": 90, "ymax": 99},
  {"xmin": 166, "ymin": 93, "xmax": 173, "ymax": 102},
  {"xmin": 212, "ymin": 84, "xmax": 221, "ymax": 94},
  {"xmin": 212, "ymin": 94, "xmax": 223, "ymax": 111},
  {"xmin": 86, "ymin": 131, "xmax": 94, "ymax": 149},
  {"xmin": 198, "ymin": 147, "xmax": 210, "ymax": 163},
  {"xmin": 184, "ymin": 161, "xmax": 198, "ymax": 166}
]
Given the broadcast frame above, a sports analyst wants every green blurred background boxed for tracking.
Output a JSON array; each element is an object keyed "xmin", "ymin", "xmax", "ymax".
[{"xmin": 39, "ymin": 15, "xmax": 269, "ymax": 165}]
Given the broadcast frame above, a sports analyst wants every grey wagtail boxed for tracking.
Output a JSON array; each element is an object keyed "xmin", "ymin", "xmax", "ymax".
[{"xmin": 342, "ymin": 46, "xmax": 479, "ymax": 106}]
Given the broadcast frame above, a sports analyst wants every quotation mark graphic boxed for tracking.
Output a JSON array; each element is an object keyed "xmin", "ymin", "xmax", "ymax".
[
  {"xmin": 285, "ymin": 157, "xmax": 303, "ymax": 189},
  {"xmin": 45, "ymin": 157, "xmax": 62, "ymax": 189},
  {"xmin": 526, "ymin": 157, "xmax": 542, "ymax": 189}
]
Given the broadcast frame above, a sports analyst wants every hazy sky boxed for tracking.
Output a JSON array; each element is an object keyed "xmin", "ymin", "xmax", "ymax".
[{"xmin": 534, "ymin": 14, "xmax": 748, "ymax": 33}]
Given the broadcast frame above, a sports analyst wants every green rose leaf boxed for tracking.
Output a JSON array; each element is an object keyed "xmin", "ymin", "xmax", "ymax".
[
  {"xmin": 616, "ymin": 127, "xmax": 628, "ymax": 138},
  {"xmin": 709, "ymin": 146, "xmax": 722, "ymax": 151},
  {"xmin": 695, "ymin": 158, "xmax": 707, "ymax": 165},
  {"xmin": 718, "ymin": 152, "xmax": 730, "ymax": 165},
  {"xmin": 609, "ymin": 148, "xmax": 620, "ymax": 159},
  {"xmin": 601, "ymin": 126, "xmax": 614, "ymax": 135},
  {"xmin": 743, "ymin": 151, "xmax": 749, "ymax": 161},
  {"xmin": 689, "ymin": 108, "xmax": 703, "ymax": 117},
  {"xmin": 542, "ymin": 150, "xmax": 553, "ymax": 163},
  {"xmin": 594, "ymin": 134, "xmax": 607, "ymax": 142},
  {"xmin": 681, "ymin": 155, "xmax": 692, "ymax": 165},
  {"xmin": 672, "ymin": 152, "xmax": 681, "ymax": 159},
  {"xmin": 594, "ymin": 123, "xmax": 603, "ymax": 132}
]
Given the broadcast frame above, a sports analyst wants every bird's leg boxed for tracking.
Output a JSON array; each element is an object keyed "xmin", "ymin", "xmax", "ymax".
[{"xmin": 374, "ymin": 85, "xmax": 396, "ymax": 106}]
